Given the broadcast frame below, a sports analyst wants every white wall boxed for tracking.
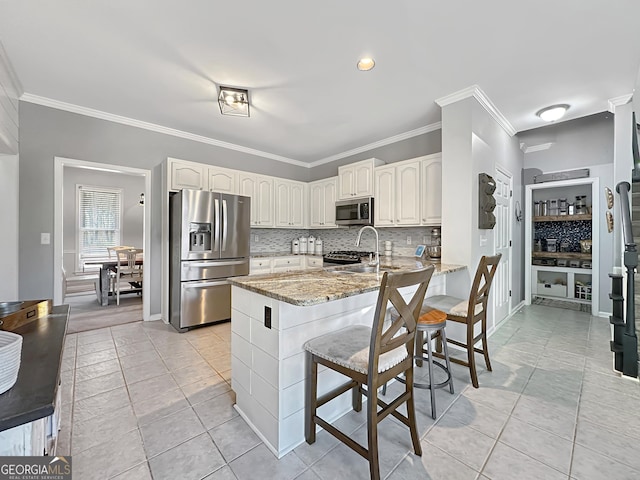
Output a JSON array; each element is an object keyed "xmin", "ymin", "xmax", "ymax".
[
  {"xmin": 62, "ymin": 167, "xmax": 145, "ymax": 274},
  {"xmin": 612, "ymin": 102, "xmax": 634, "ymax": 268},
  {"xmin": 441, "ymin": 97, "xmax": 524, "ymax": 311}
]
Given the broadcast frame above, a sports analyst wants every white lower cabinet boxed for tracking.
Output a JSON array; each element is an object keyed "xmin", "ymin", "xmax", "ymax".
[
  {"xmin": 272, "ymin": 256, "xmax": 304, "ymax": 272},
  {"xmin": 250, "ymin": 256, "xmax": 323, "ymax": 274}
]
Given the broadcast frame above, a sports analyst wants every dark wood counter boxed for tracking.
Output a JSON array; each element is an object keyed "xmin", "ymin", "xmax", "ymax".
[{"xmin": 0, "ymin": 304, "xmax": 69, "ymax": 432}]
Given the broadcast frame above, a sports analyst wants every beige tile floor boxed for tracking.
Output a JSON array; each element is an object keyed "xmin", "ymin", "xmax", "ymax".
[{"xmin": 57, "ymin": 304, "xmax": 640, "ymax": 479}]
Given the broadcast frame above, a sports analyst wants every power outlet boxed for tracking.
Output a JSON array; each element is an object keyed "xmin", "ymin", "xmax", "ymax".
[
  {"xmin": 254, "ymin": 235, "xmax": 259, "ymax": 242},
  {"xmin": 423, "ymin": 235, "xmax": 428, "ymax": 243},
  {"xmin": 406, "ymin": 236, "xmax": 412, "ymax": 245}
]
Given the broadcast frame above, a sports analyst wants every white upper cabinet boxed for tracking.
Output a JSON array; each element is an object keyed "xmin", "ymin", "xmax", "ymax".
[
  {"xmin": 420, "ymin": 153, "xmax": 442, "ymax": 225},
  {"xmin": 338, "ymin": 158, "xmax": 384, "ymax": 199},
  {"xmin": 374, "ymin": 160, "xmax": 421, "ymax": 227},
  {"xmin": 170, "ymin": 158, "xmax": 206, "ymax": 191},
  {"xmin": 374, "ymin": 166, "xmax": 395, "ymax": 226},
  {"xmin": 309, "ymin": 177, "xmax": 337, "ymax": 228},
  {"xmin": 208, "ymin": 166, "xmax": 238, "ymax": 194},
  {"xmin": 238, "ymin": 173, "xmax": 275, "ymax": 227},
  {"xmin": 275, "ymin": 179, "xmax": 307, "ymax": 228}
]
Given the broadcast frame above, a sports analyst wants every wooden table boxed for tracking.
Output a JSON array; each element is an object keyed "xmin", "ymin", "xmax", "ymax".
[{"xmin": 85, "ymin": 259, "xmax": 143, "ymax": 306}]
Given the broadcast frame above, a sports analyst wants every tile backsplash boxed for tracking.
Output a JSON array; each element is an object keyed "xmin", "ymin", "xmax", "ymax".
[{"xmin": 250, "ymin": 226, "xmax": 439, "ymax": 257}]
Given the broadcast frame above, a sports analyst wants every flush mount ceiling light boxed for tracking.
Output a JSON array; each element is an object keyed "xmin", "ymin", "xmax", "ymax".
[
  {"xmin": 536, "ymin": 104, "xmax": 570, "ymax": 122},
  {"xmin": 218, "ymin": 86, "xmax": 250, "ymax": 117},
  {"xmin": 357, "ymin": 57, "xmax": 375, "ymax": 71}
]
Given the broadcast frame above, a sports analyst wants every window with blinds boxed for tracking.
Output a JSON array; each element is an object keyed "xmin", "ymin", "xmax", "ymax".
[{"xmin": 76, "ymin": 185, "xmax": 123, "ymax": 269}]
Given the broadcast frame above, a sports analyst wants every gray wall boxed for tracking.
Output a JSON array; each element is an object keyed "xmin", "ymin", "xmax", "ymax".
[
  {"xmin": 309, "ymin": 130, "xmax": 441, "ymax": 180},
  {"xmin": 519, "ymin": 112, "xmax": 614, "ymax": 170},
  {"xmin": 518, "ymin": 112, "xmax": 615, "ymax": 314},
  {"xmin": 18, "ymin": 101, "xmax": 308, "ymax": 307},
  {"xmin": 62, "ymin": 167, "xmax": 145, "ymax": 274}
]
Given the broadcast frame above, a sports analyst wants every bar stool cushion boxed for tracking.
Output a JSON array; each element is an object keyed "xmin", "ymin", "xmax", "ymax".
[
  {"xmin": 304, "ymin": 325, "xmax": 408, "ymax": 375},
  {"xmin": 424, "ymin": 295, "xmax": 483, "ymax": 317},
  {"xmin": 418, "ymin": 308, "xmax": 447, "ymax": 325}
]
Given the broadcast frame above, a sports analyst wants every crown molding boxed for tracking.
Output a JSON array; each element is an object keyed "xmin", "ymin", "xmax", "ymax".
[
  {"xmin": 436, "ymin": 85, "xmax": 516, "ymax": 137},
  {"xmin": 0, "ymin": 41, "xmax": 24, "ymax": 99},
  {"xmin": 607, "ymin": 93, "xmax": 632, "ymax": 113},
  {"xmin": 520, "ymin": 142, "xmax": 554, "ymax": 154},
  {"xmin": 309, "ymin": 122, "xmax": 442, "ymax": 168},
  {"xmin": 19, "ymin": 93, "xmax": 309, "ymax": 167}
]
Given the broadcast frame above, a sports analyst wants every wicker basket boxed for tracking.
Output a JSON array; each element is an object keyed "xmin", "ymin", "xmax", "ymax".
[{"xmin": 0, "ymin": 331, "xmax": 23, "ymax": 395}]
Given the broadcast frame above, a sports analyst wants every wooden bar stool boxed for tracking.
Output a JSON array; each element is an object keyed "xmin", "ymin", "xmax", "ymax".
[
  {"xmin": 415, "ymin": 308, "xmax": 454, "ymax": 419},
  {"xmin": 422, "ymin": 254, "xmax": 501, "ymax": 388},
  {"xmin": 304, "ymin": 266, "xmax": 435, "ymax": 480}
]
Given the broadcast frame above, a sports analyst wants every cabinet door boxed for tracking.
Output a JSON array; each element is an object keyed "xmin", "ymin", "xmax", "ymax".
[
  {"xmin": 255, "ymin": 176, "xmax": 274, "ymax": 227},
  {"xmin": 421, "ymin": 156, "xmax": 442, "ymax": 225},
  {"xmin": 275, "ymin": 181, "xmax": 291, "ymax": 227},
  {"xmin": 374, "ymin": 166, "xmax": 395, "ymax": 226},
  {"xmin": 238, "ymin": 174, "xmax": 258, "ymax": 226},
  {"xmin": 171, "ymin": 161, "xmax": 206, "ymax": 191},
  {"xmin": 322, "ymin": 179, "xmax": 337, "ymax": 227},
  {"xmin": 290, "ymin": 182, "xmax": 306, "ymax": 227},
  {"xmin": 309, "ymin": 182, "xmax": 324, "ymax": 227},
  {"xmin": 354, "ymin": 162, "xmax": 374, "ymax": 197},
  {"xmin": 396, "ymin": 161, "xmax": 421, "ymax": 225},
  {"xmin": 250, "ymin": 258, "xmax": 273, "ymax": 275},
  {"xmin": 272, "ymin": 256, "xmax": 304, "ymax": 272},
  {"xmin": 208, "ymin": 167, "xmax": 238, "ymax": 194},
  {"xmin": 338, "ymin": 165, "xmax": 355, "ymax": 199}
]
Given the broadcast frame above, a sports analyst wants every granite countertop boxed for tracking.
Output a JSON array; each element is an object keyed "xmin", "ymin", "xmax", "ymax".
[
  {"xmin": 0, "ymin": 304, "xmax": 69, "ymax": 432},
  {"xmin": 229, "ymin": 257, "xmax": 466, "ymax": 306}
]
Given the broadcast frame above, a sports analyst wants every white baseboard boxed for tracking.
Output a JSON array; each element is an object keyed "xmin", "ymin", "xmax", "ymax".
[
  {"xmin": 148, "ymin": 314, "xmax": 162, "ymax": 321},
  {"xmin": 597, "ymin": 311, "xmax": 612, "ymax": 319}
]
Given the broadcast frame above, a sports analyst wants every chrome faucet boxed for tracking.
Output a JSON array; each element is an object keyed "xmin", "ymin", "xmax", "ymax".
[{"xmin": 355, "ymin": 225, "xmax": 379, "ymax": 273}]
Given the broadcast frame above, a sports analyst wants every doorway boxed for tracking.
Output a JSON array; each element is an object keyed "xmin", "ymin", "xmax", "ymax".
[
  {"xmin": 494, "ymin": 167, "xmax": 513, "ymax": 324},
  {"xmin": 53, "ymin": 156, "xmax": 151, "ymax": 323}
]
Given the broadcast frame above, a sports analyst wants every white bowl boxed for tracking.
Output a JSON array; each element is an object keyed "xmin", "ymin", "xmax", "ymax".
[{"xmin": 0, "ymin": 331, "xmax": 22, "ymax": 395}]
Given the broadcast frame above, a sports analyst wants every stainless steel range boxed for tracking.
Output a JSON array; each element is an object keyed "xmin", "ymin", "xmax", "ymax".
[{"xmin": 322, "ymin": 250, "xmax": 375, "ymax": 266}]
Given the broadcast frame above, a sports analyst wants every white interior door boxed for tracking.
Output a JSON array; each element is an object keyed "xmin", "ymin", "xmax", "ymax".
[{"xmin": 494, "ymin": 168, "xmax": 512, "ymax": 324}]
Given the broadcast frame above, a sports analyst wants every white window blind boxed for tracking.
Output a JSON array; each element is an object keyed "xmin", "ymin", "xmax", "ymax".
[{"xmin": 77, "ymin": 185, "xmax": 122, "ymax": 265}]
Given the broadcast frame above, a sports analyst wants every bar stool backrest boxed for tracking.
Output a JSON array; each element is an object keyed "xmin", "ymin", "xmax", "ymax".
[
  {"xmin": 369, "ymin": 265, "xmax": 435, "ymax": 379},
  {"xmin": 466, "ymin": 254, "xmax": 502, "ymax": 320}
]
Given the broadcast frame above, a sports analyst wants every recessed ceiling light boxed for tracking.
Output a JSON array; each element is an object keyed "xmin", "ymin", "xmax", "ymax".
[
  {"xmin": 536, "ymin": 104, "xmax": 570, "ymax": 122},
  {"xmin": 357, "ymin": 58, "xmax": 375, "ymax": 71}
]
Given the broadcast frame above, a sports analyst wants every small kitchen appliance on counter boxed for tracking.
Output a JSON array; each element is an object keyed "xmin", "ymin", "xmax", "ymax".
[
  {"xmin": 292, "ymin": 238, "xmax": 300, "ymax": 254},
  {"xmin": 314, "ymin": 238, "xmax": 323, "ymax": 255}
]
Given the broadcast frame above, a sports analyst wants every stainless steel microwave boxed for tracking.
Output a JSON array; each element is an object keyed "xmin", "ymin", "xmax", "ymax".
[{"xmin": 335, "ymin": 197, "xmax": 374, "ymax": 226}]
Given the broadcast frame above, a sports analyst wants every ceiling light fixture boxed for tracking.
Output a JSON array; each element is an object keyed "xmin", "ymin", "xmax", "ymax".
[
  {"xmin": 218, "ymin": 86, "xmax": 250, "ymax": 117},
  {"xmin": 536, "ymin": 104, "xmax": 569, "ymax": 122},
  {"xmin": 357, "ymin": 58, "xmax": 375, "ymax": 71}
]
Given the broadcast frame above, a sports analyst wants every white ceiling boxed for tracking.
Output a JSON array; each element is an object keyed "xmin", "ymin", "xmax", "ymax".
[{"xmin": 1, "ymin": 1, "xmax": 639, "ymax": 165}]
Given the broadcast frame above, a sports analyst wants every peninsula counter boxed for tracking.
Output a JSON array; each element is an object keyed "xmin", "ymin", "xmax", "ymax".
[{"xmin": 228, "ymin": 259, "xmax": 466, "ymax": 457}]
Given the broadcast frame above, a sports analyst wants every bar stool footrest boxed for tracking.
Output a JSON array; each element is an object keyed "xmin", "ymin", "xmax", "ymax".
[{"xmin": 395, "ymin": 356, "xmax": 453, "ymax": 390}]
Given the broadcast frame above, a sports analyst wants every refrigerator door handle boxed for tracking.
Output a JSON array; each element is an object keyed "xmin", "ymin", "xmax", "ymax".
[
  {"xmin": 222, "ymin": 199, "xmax": 228, "ymax": 252},
  {"xmin": 184, "ymin": 260, "xmax": 247, "ymax": 268},
  {"xmin": 214, "ymin": 197, "xmax": 220, "ymax": 252},
  {"xmin": 183, "ymin": 280, "xmax": 228, "ymax": 288}
]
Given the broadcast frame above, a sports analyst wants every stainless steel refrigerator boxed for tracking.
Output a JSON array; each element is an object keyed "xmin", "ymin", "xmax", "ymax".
[{"xmin": 169, "ymin": 189, "xmax": 250, "ymax": 332}]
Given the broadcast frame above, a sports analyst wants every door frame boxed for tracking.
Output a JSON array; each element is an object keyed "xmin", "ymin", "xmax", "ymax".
[
  {"xmin": 495, "ymin": 165, "xmax": 513, "ymax": 319},
  {"xmin": 53, "ymin": 156, "xmax": 151, "ymax": 321}
]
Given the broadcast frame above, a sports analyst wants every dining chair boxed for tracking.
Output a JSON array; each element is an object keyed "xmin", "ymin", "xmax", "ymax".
[
  {"xmin": 111, "ymin": 247, "xmax": 143, "ymax": 305},
  {"xmin": 304, "ymin": 265, "xmax": 434, "ymax": 480},
  {"xmin": 421, "ymin": 254, "xmax": 501, "ymax": 388}
]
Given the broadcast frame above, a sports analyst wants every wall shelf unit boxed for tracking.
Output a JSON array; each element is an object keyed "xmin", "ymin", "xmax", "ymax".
[
  {"xmin": 525, "ymin": 177, "xmax": 600, "ymax": 314},
  {"xmin": 533, "ymin": 214, "xmax": 592, "ymax": 222}
]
